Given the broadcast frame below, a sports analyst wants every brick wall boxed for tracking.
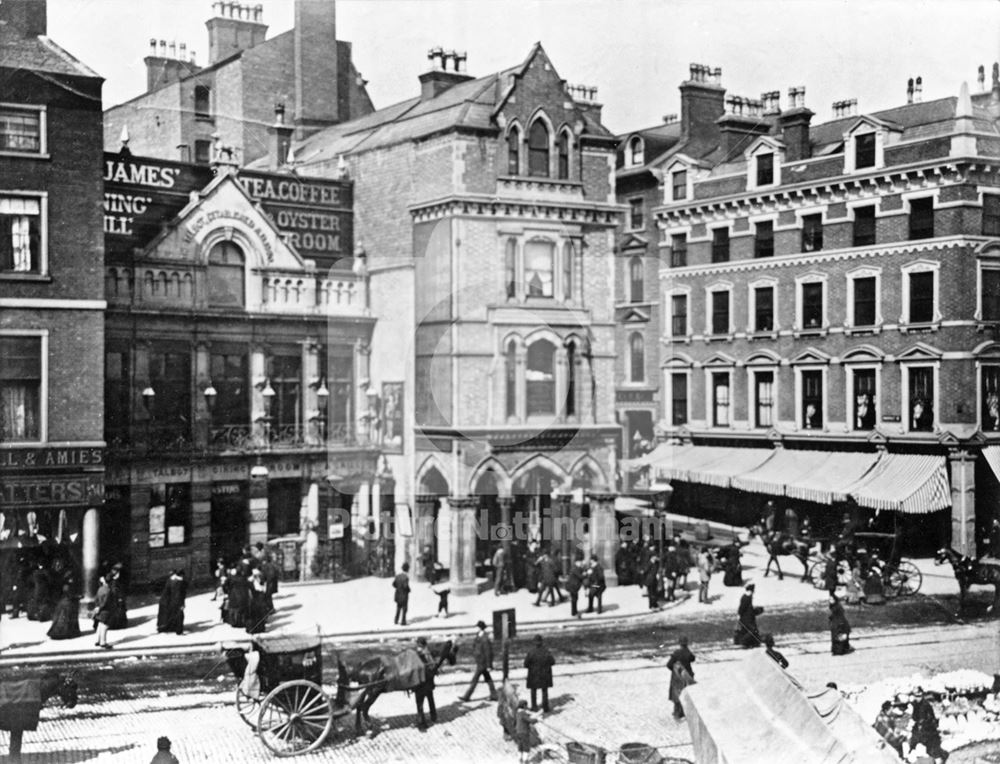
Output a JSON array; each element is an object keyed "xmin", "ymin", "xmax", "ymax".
[{"xmin": 104, "ymin": 84, "xmax": 183, "ymax": 158}]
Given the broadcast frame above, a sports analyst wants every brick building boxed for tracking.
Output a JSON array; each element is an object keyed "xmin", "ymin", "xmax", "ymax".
[
  {"xmin": 637, "ymin": 63, "xmax": 1000, "ymax": 556},
  {"xmin": 101, "ymin": 135, "xmax": 376, "ymax": 586},
  {"xmin": 0, "ymin": 0, "xmax": 106, "ymax": 601},
  {"xmin": 103, "ymin": 0, "xmax": 373, "ymax": 167},
  {"xmin": 259, "ymin": 45, "xmax": 624, "ymax": 591}
]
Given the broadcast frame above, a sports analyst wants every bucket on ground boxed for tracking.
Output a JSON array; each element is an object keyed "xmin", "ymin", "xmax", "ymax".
[
  {"xmin": 619, "ymin": 742, "xmax": 663, "ymax": 764},
  {"xmin": 566, "ymin": 741, "xmax": 606, "ymax": 764}
]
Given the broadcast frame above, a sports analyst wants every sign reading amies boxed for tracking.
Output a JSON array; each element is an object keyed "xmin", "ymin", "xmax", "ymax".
[{"xmin": 102, "ymin": 153, "xmax": 353, "ymax": 268}]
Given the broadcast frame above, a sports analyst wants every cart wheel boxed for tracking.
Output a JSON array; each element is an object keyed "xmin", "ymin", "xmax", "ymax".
[
  {"xmin": 886, "ymin": 561, "xmax": 922, "ymax": 597},
  {"xmin": 236, "ymin": 686, "xmax": 262, "ymax": 729},
  {"xmin": 809, "ymin": 561, "xmax": 828, "ymax": 591},
  {"xmin": 836, "ymin": 560, "xmax": 853, "ymax": 588},
  {"xmin": 258, "ymin": 680, "xmax": 333, "ymax": 757}
]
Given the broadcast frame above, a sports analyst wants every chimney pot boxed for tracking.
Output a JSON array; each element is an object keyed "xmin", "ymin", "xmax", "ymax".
[
  {"xmin": 169, "ymin": 41, "xmax": 177, "ymax": 59},
  {"xmin": 149, "ymin": 38, "xmax": 157, "ymax": 55},
  {"xmin": 159, "ymin": 40, "xmax": 167, "ymax": 56},
  {"xmin": 915, "ymin": 75, "xmax": 923, "ymax": 102},
  {"xmin": 179, "ymin": 43, "xmax": 186, "ymax": 58},
  {"xmin": 907, "ymin": 77, "xmax": 914, "ymax": 104},
  {"xmin": 978, "ymin": 65, "xmax": 986, "ymax": 91},
  {"xmin": 190, "ymin": 50, "xmax": 197, "ymax": 65}
]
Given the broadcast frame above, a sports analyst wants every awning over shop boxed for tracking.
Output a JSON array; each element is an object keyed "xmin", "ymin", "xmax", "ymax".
[
  {"xmin": 622, "ymin": 442, "xmax": 691, "ymax": 472},
  {"xmin": 614, "ymin": 496, "xmax": 655, "ymax": 517},
  {"xmin": 731, "ymin": 449, "xmax": 832, "ymax": 497},
  {"xmin": 784, "ymin": 451, "xmax": 881, "ymax": 505},
  {"xmin": 844, "ymin": 453, "xmax": 952, "ymax": 514},
  {"xmin": 656, "ymin": 446, "xmax": 775, "ymax": 488},
  {"xmin": 983, "ymin": 445, "xmax": 1000, "ymax": 484}
]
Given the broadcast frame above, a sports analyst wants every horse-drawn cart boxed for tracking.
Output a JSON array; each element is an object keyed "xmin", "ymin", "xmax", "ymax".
[
  {"xmin": 224, "ymin": 632, "xmax": 456, "ymax": 757},
  {"xmin": 808, "ymin": 530, "xmax": 922, "ymax": 598}
]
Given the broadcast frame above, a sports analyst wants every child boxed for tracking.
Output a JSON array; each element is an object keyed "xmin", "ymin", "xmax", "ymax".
[
  {"xmin": 514, "ymin": 699, "xmax": 540, "ymax": 763},
  {"xmin": 212, "ymin": 558, "xmax": 227, "ymax": 602},
  {"xmin": 149, "ymin": 735, "xmax": 179, "ymax": 764},
  {"xmin": 432, "ymin": 575, "xmax": 451, "ymax": 618}
]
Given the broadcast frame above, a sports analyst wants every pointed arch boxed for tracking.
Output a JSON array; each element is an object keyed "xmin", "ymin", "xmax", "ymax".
[
  {"xmin": 557, "ymin": 126, "xmax": 572, "ymax": 180},
  {"xmin": 469, "ymin": 457, "xmax": 511, "ymax": 496},
  {"xmin": 510, "ymin": 453, "xmax": 569, "ymax": 489},
  {"xmin": 416, "ymin": 455, "xmax": 451, "ymax": 496},
  {"xmin": 568, "ymin": 454, "xmax": 608, "ymax": 491},
  {"xmin": 527, "ymin": 111, "xmax": 553, "ymax": 177},
  {"xmin": 505, "ymin": 120, "xmax": 522, "ymax": 176}
]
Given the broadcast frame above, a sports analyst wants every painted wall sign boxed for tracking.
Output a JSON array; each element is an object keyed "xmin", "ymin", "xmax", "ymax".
[
  {"xmin": 0, "ymin": 474, "xmax": 105, "ymax": 508},
  {"xmin": 0, "ymin": 446, "xmax": 104, "ymax": 472}
]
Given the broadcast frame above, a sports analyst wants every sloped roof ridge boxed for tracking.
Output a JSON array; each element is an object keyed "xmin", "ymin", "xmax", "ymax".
[{"xmin": 38, "ymin": 36, "xmax": 102, "ymax": 78}]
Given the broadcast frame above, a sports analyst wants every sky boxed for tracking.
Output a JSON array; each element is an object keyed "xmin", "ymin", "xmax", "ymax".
[{"xmin": 48, "ymin": 0, "xmax": 1000, "ymax": 135}]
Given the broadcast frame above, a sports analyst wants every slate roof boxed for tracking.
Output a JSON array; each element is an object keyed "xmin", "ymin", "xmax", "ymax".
[
  {"xmin": 616, "ymin": 121, "xmax": 683, "ymax": 176},
  {"xmin": 282, "ymin": 44, "xmax": 613, "ymax": 169},
  {"xmin": 0, "ymin": 29, "xmax": 101, "ymax": 78}
]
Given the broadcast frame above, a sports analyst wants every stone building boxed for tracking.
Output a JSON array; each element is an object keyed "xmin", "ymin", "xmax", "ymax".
[
  {"xmin": 640, "ymin": 63, "xmax": 1000, "ymax": 555},
  {"xmin": 101, "ymin": 137, "xmax": 376, "ymax": 586},
  {"xmin": 258, "ymin": 45, "xmax": 624, "ymax": 591},
  {"xmin": 0, "ymin": 0, "xmax": 106, "ymax": 601},
  {"xmin": 103, "ymin": 0, "xmax": 373, "ymax": 166}
]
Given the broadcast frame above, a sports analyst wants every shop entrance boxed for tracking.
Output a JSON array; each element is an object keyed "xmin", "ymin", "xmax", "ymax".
[
  {"xmin": 210, "ymin": 482, "xmax": 248, "ymax": 569},
  {"xmin": 418, "ymin": 467, "xmax": 449, "ymax": 571}
]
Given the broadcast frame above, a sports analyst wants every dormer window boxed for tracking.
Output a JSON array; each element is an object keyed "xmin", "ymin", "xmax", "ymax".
[
  {"xmin": 671, "ymin": 170, "xmax": 687, "ymax": 201},
  {"xmin": 628, "ymin": 136, "xmax": 644, "ymax": 166},
  {"xmin": 855, "ymin": 132, "xmax": 876, "ymax": 169},
  {"xmin": 528, "ymin": 120, "xmax": 550, "ymax": 177},
  {"xmin": 756, "ymin": 153, "xmax": 774, "ymax": 186}
]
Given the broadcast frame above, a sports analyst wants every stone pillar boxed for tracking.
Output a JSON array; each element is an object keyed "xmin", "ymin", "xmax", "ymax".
[
  {"xmin": 250, "ymin": 346, "xmax": 269, "ymax": 444},
  {"xmin": 554, "ymin": 494, "xmax": 573, "ymax": 574},
  {"xmin": 82, "ymin": 506, "xmax": 100, "ymax": 604},
  {"xmin": 190, "ymin": 481, "xmax": 212, "ymax": 578},
  {"xmin": 498, "ymin": 496, "xmax": 514, "ymax": 561},
  {"xmin": 449, "ymin": 496, "xmax": 478, "ymax": 596},
  {"xmin": 949, "ymin": 449, "xmax": 976, "ymax": 556},
  {"xmin": 249, "ymin": 466, "xmax": 269, "ymax": 547},
  {"xmin": 414, "ymin": 494, "xmax": 438, "ymax": 581},
  {"xmin": 587, "ymin": 492, "xmax": 619, "ymax": 586},
  {"xmin": 194, "ymin": 342, "xmax": 211, "ymax": 449}
]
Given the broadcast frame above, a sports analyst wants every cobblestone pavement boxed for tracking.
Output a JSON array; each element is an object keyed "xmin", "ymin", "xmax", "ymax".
[{"xmin": 7, "ymin": 619, "xmax": 999, "ymax": 763}]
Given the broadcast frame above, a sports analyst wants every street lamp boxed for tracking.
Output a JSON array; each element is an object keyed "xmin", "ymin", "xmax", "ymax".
[
  {"xmin": 203, "ymin": 382, "xmax": 217, "ymax": 411},
  {"xmin": 141, "ymin": 385, "xmax": 156, "ymax": 411}
]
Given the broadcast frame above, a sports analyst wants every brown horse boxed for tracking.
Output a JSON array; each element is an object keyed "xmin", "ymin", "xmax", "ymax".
[
  {"xmin": 751, "ymin": 522, "xmax": 815, "ymax": 582},
  {"xmin": 935, "ymin": 547, "xmax": 1000, "ymax": 615},
  {"xmin": 1, "ymin": 672, "xmax": 78, "ymax": 762},
  {"xmin": 335, "ymin": 638, "xmax": 458, "ymax": 736}
]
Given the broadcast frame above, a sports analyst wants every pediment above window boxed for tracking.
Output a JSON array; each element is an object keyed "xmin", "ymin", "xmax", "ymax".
[
  {"xmin": 745, "ymin": 350, "xmax": 781, "ymax": 366},
  {"xmin": 620, "ymin": 232, "xmax": 648, "ymax": 251},
  {"xmin": 897, "ymin": 341, "xmax": 943, "ymax": 362},
  {"xmin": 790, "ymin": 347, "xmax": 832, "ymax": 365},
  {"xmin": 663, "ymin": 353, "xmax": 694, "ymax": 369},
  {"xmin": 621, "ymin": 307, "xmax": 650, "ymax": 323},
  {"xmin": 703, "ymin": 352, "xmax": 737, "ymax": 368},
  {"xmin": 841, "ymin": 344, "xmax": 885, "ymax": 363}
]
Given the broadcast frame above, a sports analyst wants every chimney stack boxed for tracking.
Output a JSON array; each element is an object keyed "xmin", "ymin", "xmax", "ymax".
[
  {"xmin": 206, "ymin": 1, "xmax": 268, "ymax": 65},
  {"xmin": 716, "ymin": 95, "xmax": 770, "ymax": 161},
  {"xmin": 680, "ymin": 63, "xmax": 726, "ymax": 146},
  {"xmin": 268, "ymin": 102, "xmax": 295, "ymax": 169},
  {"xmin": 779, "ymin": 87, "xmax": 813, "ymax": 162},
  {"xmin": 294, "ymin": 0, "xmax": 341, "ymax": 133},
  {"xmin": 144, "ymin": 37, "xmax": 200, "ymax": 91},
  {"xmin": 418, "ymin": 46, "xmax": 474, "ymax": 100},
  {"xmin": 832, "ymin": 99, "xmax": 857, "ymax": 118},
  {"xmin": 0, "ymin": 0, "xmax": 47, "ymax": 38}
]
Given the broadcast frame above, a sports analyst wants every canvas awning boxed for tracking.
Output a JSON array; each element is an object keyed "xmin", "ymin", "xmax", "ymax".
[
  {"xmin": 677, "ymin": 447, "xmax": 776, "ymax": 488},
  {"xmin": 844, "ymin": 453, "xmax": 952, "ymax": 514},
  {"xmin": 623, "ymin": 441, "xmax": 692, "ymax": 472},
  {"xmin": 784, "ymin": 451, "xmax": 881, "ymax": 505},
  {"xmin": 731, "ymin": 449, "xmax": 833, "ymax": 496},
  {"xmin": 614, "ymin": 496, "xmax": 655, "ymax": 517}
]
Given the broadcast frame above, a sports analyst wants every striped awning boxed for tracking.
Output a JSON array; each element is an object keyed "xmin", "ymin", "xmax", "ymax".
[
  {"xmin": 844, "ymin": 453, "xmax": 952, "ymax": 514},
  {"xmin": 622, "ymin": 441, "xmax": 685, "ymax": 471},
  {"xmin": 784, "ymin": 451, "xmax": 881, "ymax": 505},
  {"xmin": 654, "ymin": 446, "xmax": 775, "ymax": 488},
  {"xmin": 731, "ymin": 449, "xmax": 832, "ymax": 496},
  {"xmin": 983, "ymin": 446, "xmax": 1000, "ymax": 483}
]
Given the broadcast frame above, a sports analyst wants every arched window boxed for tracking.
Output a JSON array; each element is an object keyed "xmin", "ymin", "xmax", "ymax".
[
  {"xmin": 630, "ymin": 332, "xmax": 645, "ymax": 383},
  {"xmin": 629, "ymin": 136, "xmax": 644, "ymax": 166},
  {"xmin": 194, "ymin": 85, "xmax": 211, "ymax": 119},
  {"xmin": 524, "ymin": 240, "xmax": 554, "ymax": 297},
  {"xmin": 505, "ymin": 340, "xmax": 518, "ymax": 419},
  {"xmin": 528, "ymin": 119, "xmax": 550, "ymax": 177},
  {"xmin": 557, "ymin": 130, "xmax": 570, "ymax": 179},
  {"xmin": 526, "ymin": 340, "xmax": 556, "ymax": 415},
  {"xmin": 565, "ymin": 340, "xmax": 576, "ymax": 417},
  {"xmin": 507, "ymin": 127, "xmax": 520, "ymax": 175},
  {"xmin": 207, "ymin": 240, "xmax": 245, "ymax": 306},
  {"xmin": 629, "ymin": 256, "xmax": 644, "ymax": 303},
  {"xmin": 505, "ymin": 238, "xmax": 517, "ymax": 299},
  {"xmin": 562, "ymin": 242, "xmax": 573, "ymax": 300}
]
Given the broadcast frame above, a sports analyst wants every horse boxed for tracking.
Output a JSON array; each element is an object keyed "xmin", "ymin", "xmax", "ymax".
[
  {"xmin": 935, "ymin": 547, "xmax": 1000, "ymax": 615},
  {"xmin": 335, "ymin": 638, "xmax": 458, "ymax": 736},
  {"xmin": 0, "ymin": 672, "xmax": 78, "ymax": 762},
  {"xmin": 749, "ymin": 519, "xmax": 815, "ymax": 582}
]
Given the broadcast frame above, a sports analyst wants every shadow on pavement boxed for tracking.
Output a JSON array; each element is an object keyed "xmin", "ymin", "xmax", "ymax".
[{"xmin": 11, "ymin": 744, "xmax": 137, "ymax": 762}]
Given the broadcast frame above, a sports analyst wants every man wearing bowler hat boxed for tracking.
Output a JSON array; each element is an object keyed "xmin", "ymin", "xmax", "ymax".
[{"xmin": 459, "ymin": 620, "xmax": 498, "ymax": 702}]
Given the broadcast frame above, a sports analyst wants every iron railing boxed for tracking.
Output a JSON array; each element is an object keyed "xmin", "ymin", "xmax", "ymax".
[{"xmin": 105, "ymin": 421, "xmax": 355, "ymax": 456}]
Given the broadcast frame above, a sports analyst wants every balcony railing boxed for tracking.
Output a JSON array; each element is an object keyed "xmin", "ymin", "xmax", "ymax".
[{"xmin": 105, "ymin": 421, "xmax": 355, "ymax": 457}]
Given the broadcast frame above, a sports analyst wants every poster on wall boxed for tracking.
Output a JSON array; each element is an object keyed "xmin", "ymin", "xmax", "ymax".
[
  {"xmin": 167, "ymin": 525, "xmax": 185, "ymax": 545},
  {"xmin": 149, "ymin": 505, "xmax": 165, "ymax": 535},
  {"xmin": 381, "ymin": 382, "xmax": 404, "ymax": 453}
]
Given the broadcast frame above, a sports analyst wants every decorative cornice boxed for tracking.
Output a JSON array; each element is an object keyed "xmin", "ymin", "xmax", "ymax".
[{"xmin": 409, "ymin": 194, "xmax": 623, "ymax": 226}]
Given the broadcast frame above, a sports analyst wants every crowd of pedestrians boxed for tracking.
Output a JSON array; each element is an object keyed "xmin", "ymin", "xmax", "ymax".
[{"xmin": 218, "ymin": 543, "xmax": 280, "ymax": 634}]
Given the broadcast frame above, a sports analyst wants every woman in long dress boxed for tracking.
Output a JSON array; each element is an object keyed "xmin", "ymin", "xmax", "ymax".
[
  {"xmin": 156, "ymin": 569, "xmax": 187, "ymax": 635},
  {"xmin": 47, "ymin": 569, "xmax": 81, "ymax": 640},
  {"xmin": 107, "ymin": 565, "xmax": 128, "ymax": 630},
  {"xmin": 246, "ymin": 569, "xmax": 269, "ymax": 634},
  {"xmin": 224, "ymin": 565, "xmax": 251, "ymax": 628}
]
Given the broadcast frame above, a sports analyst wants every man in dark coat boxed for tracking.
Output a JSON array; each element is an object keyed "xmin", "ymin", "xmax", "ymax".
[
  {"xmin": 421, "ymin": 545, "xmax": 436, "ymax": 585},
  {"xmin": 533, "ymin": 549, "xmax": 564, "ymax": 607},
  {"xmin": 910, "ymin": 688, "xmax": 948, "ymax": 762},
  {"xmin": 823, "ymin": 551, "xmax": 840, "ymax": 595},
  {"xmin": 492, "ymin": 545, "xmax": 508, "ymax": 596},
  {"xmin": 260, "ymin": 554, "xmax": 279, "ymax": 603},
  {"xmin": 720, "ymin": 541, "xmax": 744, "ymax": 587},
  {"xmin": 156, "ymin": 569, "xmax": 187, "ymax": 634},
  {"xmin": 663, "ymin": 542, "xmax": 681, "ymax": 602},
  {"xmin": 459, "ymin": 620, "xmax": 497, "ymax": 702},
  {"xmin": 644, "ymin": 556, "xmax": 662, "ymax": 610},
  {"xmin": 736, "ymin": 582, "xmax": 763, "ymax": 648},
  {"xmin": 828, "ymin": 594, "xmax": 853, "ymax": 655},
  {"xmin": 586, "ymin": 555, "xmax": 606, "ymax": 614},
  {"xmin": 666, "ymin": 636, "xmax": 695, "ymax": 719},
  {"xmin": 565, "ymin": 558, "xmax": 585, "ymax": 617},
  {"xmin": 524, "ymin": 634, "xmax": 555, "ymax": 712},
  {"xmin": 393, "ymin": 562, "xmax": 410, "ymax": 626}
]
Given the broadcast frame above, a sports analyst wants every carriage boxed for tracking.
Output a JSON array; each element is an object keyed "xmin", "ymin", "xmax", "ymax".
[
  {"xmin": 224, "ymin": 632, "xmax": 454, "ymax": 757},
  {"xmin": 808, "ymin": 530, "xmax": 923, "ymax": 598}
]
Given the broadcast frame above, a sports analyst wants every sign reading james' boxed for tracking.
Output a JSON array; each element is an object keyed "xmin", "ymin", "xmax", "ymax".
[{"xmin": 103, "ymin": 153, "xmax": 353, "ymax": 268}]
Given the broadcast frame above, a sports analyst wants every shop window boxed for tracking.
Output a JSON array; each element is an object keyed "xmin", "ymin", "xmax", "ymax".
[
  {"xmin": 671, "ymin": 169, "xmax": 687, "ymax": 201},
  {"xmin": 801, "ymin": 369, "xmax": 823, "ymax": 430},
  {"xmin": 0, "ymin": 105, "xmax": 43, "ymax": 154},
  {"xmin": 982, "ymin": 366, "xmax": 1000, "ymax": 432},
  {"xmin": 909, "ymin": 197, "xmax": 935, "ymax": 240},
  {"xmin": 629, "ymin": 256, "xmax": 644, "ymax": 303},
  {"xmin": 629, "ymin": 198, "xmax": 644, "ymax": 230},
  {"xmin": 711, "ymin": 290, "xmax": 729, "ymax": 335},
  {"xmin": 671, "ymin": 294, "xmax": 688, "ymax": 336},
  {"xmin": 149, "ymin": 484, "xmax": 191, "ymax": 548},
  {"xmin": 526, "ymin": 340, "xmax": 556, "ymax": 416},
  {"xmin": 194, "ymin": 85, "xmax": 212, "ymax": 119},
  {"xmin": 983, "ymin": 194, "xmax": 1000, "ymax": 236},
  {"xmin": 528, "ymin": 120, "xmax": 550, "ymax": 177},
  {"xmin": 754, "ymin": 220, "xmax": 774, "ymax": 258},
  {"xmin": 853, "ymin": 277, "xmax": 877, "ymax": 326},
  {"xmin": 210, "ymin": 352, "xmax": 249, "ymax": 426},
  {"xmin": 853, "ymin": 369, "xmax": 877, "ymax": 430},
  {"xmin": 908, "ymin": 271, "xmax": 935, "ymax": 324},
  {"xmin": 268, "ymin": 354, "xmax": 302, "ymax": 428},
  {"xmin": 671, "ymin": 373, "xmax": 688, "ymax": 426},
  {"xmin": 754, "ymin": 286, "xmax": 774, "ymax": 332},
  {"xmin": 207, "ymin": 240, "xmax": 245, "ymax": 306},
  {"xmin": 557, "ymin": 131, "xmax": 570, "ymax": 180},
  {"xmin": 801, "ymin": 282, "xmax": 823, "ymax": 329},
  {"xmin": 801, "ymin": 213, "xmax": 823, "ymax": 253},
  {"xmin": 853, "ymin": 205, "xmax": 876, "ymax": 246},
  {"xmin": 505, "ymin": 340, "xmax": 517, "ymax": 419},
  {"xmin": 756, "ymin": 153, "xmax": 774, "ymax": 186},
  {"xmin": 148, "ymin": 347, "xmax": 191, "ymax": 440},
  {"xmin": 629, "ymin": 332, "xmax": 645, "ymax": 383},
  {"xmin": 908, "ymin": 367, "xmax": 934, "ymax": 432},
  {"xmin": 711, "ymin": 372, "xmax": 730, "ymax": 427},
  {"xmin": 0, "ymin": 195, "xmax": 42, "ymax": 273},
  {"xmin": 982, "ymin": 268, "xmax": 1000, "ymax": 321},
  {"xmin": 670, "ymin": 234, "xmax": 687, "ymax": 267},
  {"xmin": 855, "ymin": 133, "xmax": 876, "ymax": 169},
  {"xmin": 507, "ymin": 127, "xmax": 520, "ymax": 175},
  {"xmin": 753, "ymin": 370, "xmax": 774, "ymax": 428},
  {"xmin": 0, "ymin": 335, "xmax": 41, "ymax": 441},
  {"xmin": 524, "ymin": 240, "xmax": 554, "ymax": 297},
  {"xmin": 712, "ymin": 228, "xmax": 729, "ymax": 263}
]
